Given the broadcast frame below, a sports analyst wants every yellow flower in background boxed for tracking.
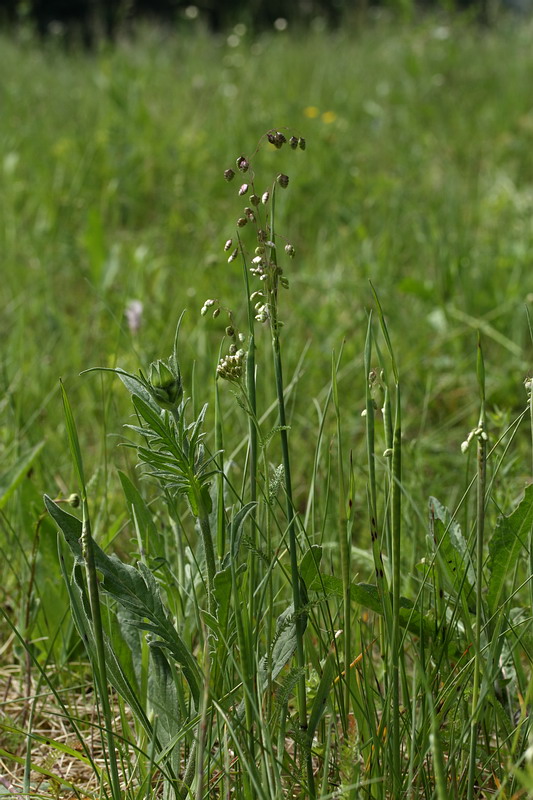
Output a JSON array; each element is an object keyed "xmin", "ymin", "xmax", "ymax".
[
  {"xmin": 321, "ymin": 110, "xmax": 337, "ymax": 124},
  {"xmin": 304, "ymin": 106, "xmax": 320, "ymax": 118}
]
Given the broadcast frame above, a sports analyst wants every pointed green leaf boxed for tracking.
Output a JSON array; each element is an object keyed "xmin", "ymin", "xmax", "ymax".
[
  {"xmin": 0, "ymin": 442, "xmax": 44, "ymax": 510},
  {"xmin": 488, "ymin": 484, "xmax": 533, "ymax": 614},
  {"xmin": 307, "ymin": 653, "xmax": 336, "ymax": 743},
  {"xmin": 46, "ymin": 495, "xmax": 201, "ymax": 707}
]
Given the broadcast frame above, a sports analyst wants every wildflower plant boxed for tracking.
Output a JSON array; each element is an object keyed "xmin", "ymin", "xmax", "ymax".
[{"xmin": 43, "ymin": 128, "xmax": 533, "ymax": 800}]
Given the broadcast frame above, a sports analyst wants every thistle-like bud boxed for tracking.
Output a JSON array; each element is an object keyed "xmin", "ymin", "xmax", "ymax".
[
  {"xmin": 224, "ymin": 168, "xmax": 235, "ymax": 181},
  {"xmin": 249, "ymin": 193, "xmax": 260, "ymax": 206},
  {"xmin": 276, "ymin": 173, "xmax": 289, "ymax": 188},
  {"xmin": 238, "ymin": 183, "xmax": 249, "ymax": 196},
  {"xmin": 148, "ymin": 359, "xmax": 183, "ymax": 411},
  {"xmin": 68, "ymin": 493, "xmax": 80, "ymax": 507},
  {"xmin": 224, "ymin": 239, "xmax": 233, "ymax": 251},
  {"xmin": 289, "ymin": 135, "xmax": 298, "ymax": 149},
  {"xmin": 285, "ymin": 243, "xmax": 295, "ymax": 258},
  {"xmin": 236, "ymin": 155, "xmax": 249, "ymax": 172},
  {"xmin": 298, "ymin": 137, "xmax": 306, "ymax": 151},
  {"xmin": 237, "ymin": 217, "xmax": 248, "ymax": 227}
]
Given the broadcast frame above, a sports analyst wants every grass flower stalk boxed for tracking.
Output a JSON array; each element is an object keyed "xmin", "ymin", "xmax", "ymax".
[
  {"xmin": 267, "ymin": 185, "xmax": 312, "ymax": 794},
  {"xmin": 467, "ymin": 333, "xmax": 487, "ymax": 800},
  {"xmin": 60, "ymin": 382, "xmax": 122, "ymax": 800}
]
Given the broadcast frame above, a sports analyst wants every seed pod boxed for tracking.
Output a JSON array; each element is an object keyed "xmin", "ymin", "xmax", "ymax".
[
  {"xmin": 237, "ymin": 217, "xmax": 247, "ymax": 227},
  {"xmin": 276, "ymin": 131, "xmax": 287, "ymax": 145},
  {"xmin": 224, "ymin": 239, "xmax": 233, "ymax": 251},
  {"xmin": 244, "ymin": 207, "xmax": 255, "ymax": 221},
  {"xmin": 289, "ymin": 135, "xmax": 298, "ymax": 149},
  {"xmin": 228, "ymin": 248, "xmax": 239, "ymax": 262},
  {"xmin": 225, "ymin": 326, "xmax": 235, "ymax": 337},
  {"xmin": 261, "ymin": 191, "xmax": 270, "ymax": 204},
  {"xmin": 298, "ymin": 137, "xmax": 306, "ymax": 150},
  {"xmin": 236, "ymin": 155, "xmax": 249, "ymax": 172},
  {"xmin": 267, "ymin": 132, "xmax": 277, "ymax": 146},
  {"xmin": 249, "ymin": 193, "xmax": 260, "ymax": 206},
  {"xmin": 276, "ymin": 173, "xmax": 289, "ymax": 188},
  {"xmin": 285, "ymin": 243, "xmax": 295, "ymax": 258},
  {"xmin": 238, "ymin": 183, "xmax": 249, "ymax": 196},
  {"xmin": 213, "ymin": 307, "xmax": 220, "ymax": 318},
  {"xmin": 224, "ymin": 168, "xmax": 235, "ymax": 181}
]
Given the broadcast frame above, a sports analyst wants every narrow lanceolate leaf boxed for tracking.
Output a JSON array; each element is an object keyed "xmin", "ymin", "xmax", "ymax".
[
  {"xmin": 58, "ymin": 538, "xmax": 151, "ymax": 734},
  {"xmin": 46, "ymin": 496, "xmax": 201, "ymax": 707},
  {"xmin": 258, "ymin": 602, "xmax": 308, "ymax": 691},
  {"xmin": 429, "ymin": 496, "xmax": 476, "ymax": 600},
  {"xmin": 308, "ymin": 571, "xmax": 437, "ymax": 641},
  {"xmin": 60, "ymin": 381, "xmax": 86, "ymax": 491},
  {"xmin": 307, "ymin": 653, "xmax": 336, "ymax": 744},
  {"xmin": 0, "ymin": 441, "xmax": 44, "ymax": 510},
  {"xmin": 488, "ymin": 484, "xmax": 533, "ymax": 615}
]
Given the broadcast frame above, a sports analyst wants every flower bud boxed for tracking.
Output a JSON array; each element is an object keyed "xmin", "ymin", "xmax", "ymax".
[
  {"xmin": 224, "ymin": 168, "xmax": 235, "ymax": 181},
  {"xmin": 236, "ymin": 155, "xmax": 249, "ymax": 172},
  {"xmin": 68, "ymin": 493, "xmax": 80, "ymax": 507},
  {"xmin": 276, "ymin": 173, "xmax": 289, "ymax": 188},
  {"xmin": 148, "ymin": 359, "xmax": 183, "ymax": 411}
]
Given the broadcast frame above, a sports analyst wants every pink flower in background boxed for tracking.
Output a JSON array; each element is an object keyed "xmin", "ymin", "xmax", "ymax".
[{"xmin": 125, "ymin": 300, "xmax": 143, "ymax": 334}]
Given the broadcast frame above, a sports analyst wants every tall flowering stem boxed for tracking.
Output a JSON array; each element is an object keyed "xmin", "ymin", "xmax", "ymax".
[{"xmin": 219, "ymin": 132, "xmax": 314, "ymax": 797}]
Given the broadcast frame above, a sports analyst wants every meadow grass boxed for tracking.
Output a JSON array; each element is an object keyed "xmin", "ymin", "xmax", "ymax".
[{"xmin": 1, "ymin": 14, "xmax": 533, "ymax": 800}]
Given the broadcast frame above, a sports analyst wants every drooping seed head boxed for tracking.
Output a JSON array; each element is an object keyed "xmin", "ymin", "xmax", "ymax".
[
  {"xmin": 228, "ymin": 248, "xmax": 239, "ymax": 262},
  {"xmin": 224, "ymin": 239, "xmax": 233, "ymax": 251},
  {"xmin": 298, "ymin": 137, "xmax": 306, "ymax": 150},
  {"xmin": 224, "ymin": 168, "xmax": 235, "ymax": 181},
  {"xmin": 238, "ymin": 183, "xmax": 249, "ymax": 196},
  {"xmin": 236, "ymin": 155, "xmax": 249, "ymax": 172},
  {"xmin": 276, "ymin": 173, "xmax": 289, "ymax": 188},
  {"xmin": 237, "ymin": 216, "xmax": 248, "ymax": 227},
  {"xmin": 261, "ymin": 191, "xmax": 270, "ymax": 204},
  {"xmin": 289, "ymin": 135, "xmax": 298, "ymax": 149},
  {"xmin": 285, "ymin": 243, "xmax": 295, "ymax": 258},
  {"xmin": 249, "ymin": 193, "xmax": 260, "ymax": 206}
]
